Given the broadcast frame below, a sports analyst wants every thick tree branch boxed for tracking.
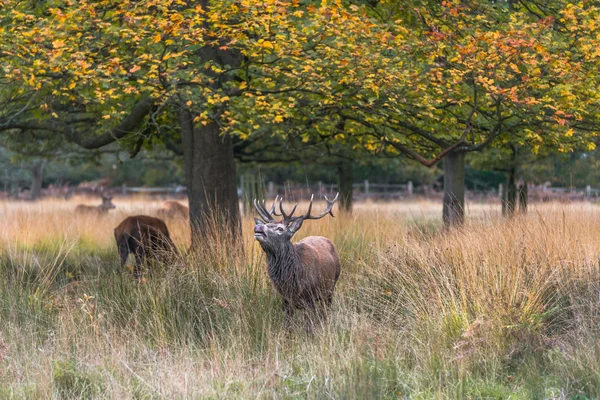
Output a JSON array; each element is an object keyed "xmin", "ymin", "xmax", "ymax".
[
  {"xmin": 384, "ymin": 135, "xmax": 466, "ymax": 167},
  {"xmin": 68, "ymin": 97, "xmax": 155, "ymax": 149},
  {"xmin": 0, "ymin": 97, "xmax": 155, "ymax": 150}
]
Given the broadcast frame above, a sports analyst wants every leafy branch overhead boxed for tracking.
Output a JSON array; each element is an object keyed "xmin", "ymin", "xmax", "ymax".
[{"xmin": 0, "ymin": 0, "xmax": 599, "ymax": 164}]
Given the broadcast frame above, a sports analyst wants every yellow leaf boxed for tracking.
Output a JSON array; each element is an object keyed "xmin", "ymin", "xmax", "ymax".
[
  {"xmin": 52, "ymin": 39, "xmax": 65, "ymax": 48},
  {"xmin": 153, "ymin": 33, "xmax": 161, "ymax": 43},
  {"xmin": 274, "ymin": 115, "xmax": 284, "ymax": 123},
  {"xmin": 565, "ymin": 128, "xmax": 574, "ymax": 137},
  {"xmin": 102, "ymin": 114, "xmax": 111, "ymax": 119}
]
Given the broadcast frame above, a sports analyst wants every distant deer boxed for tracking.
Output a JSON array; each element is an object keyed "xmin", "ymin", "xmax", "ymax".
[
  {"xmin": 114, "ymin": 215, "xmax": 178, "ymax": 279},
  {"xmin": 253, "ymin": 193, "xmax": 341, "ymax": 331},
  {"xmin": 156, "ymin": 200, "xmax": 189, "ymax": 219},
  {"xmin": 75, "ymin": 194, "xmax": 116, "ymax": 215}
]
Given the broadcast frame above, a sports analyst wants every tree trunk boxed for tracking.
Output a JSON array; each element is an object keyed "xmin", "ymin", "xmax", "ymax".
[
  {"xmin": 338, "ymin": 160, "xmax": 353, "ymax": 213},
  {"xmin": 180, "ymin": 109, "xmax": 240, "ymax": 246},
  {"xmin": 30, "ymin": 162, "xmax": 44, "ymax": 200},
  {"xmin": 503, "ymin": 168, "xmax": 517, "ymax": 217},
  {"xmin": 178, "ymin": 2, "xmax": 243, "ymax": 246},
  {"xmin": 518, "ymin": 182, "xmax": 528, "ymax": 214},
  {"xmin": 443, "ymin": 150, "xmax": 465, "ymax": 227}
]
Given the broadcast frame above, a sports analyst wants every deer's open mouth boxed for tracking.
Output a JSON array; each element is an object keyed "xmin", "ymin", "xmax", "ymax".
[{"xmin": 254, "ymin": 232, "xmax": 266, "ymax": 240}]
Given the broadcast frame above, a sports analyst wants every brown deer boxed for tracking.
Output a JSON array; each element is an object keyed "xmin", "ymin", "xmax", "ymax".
[
  {"xmin": 253, "ymin": 194, "xmax": 341, "ymax": 332},
  {"xmin": 156, "ymin": 200, "xmax": 189, "ymax": 219},
  {"xmin": 75, "ymin": 194, "xmax": 116, "ymax": 215},
  {"xmin": 114, "ymin": 215, "xmax": 177, "ymax": 278}
]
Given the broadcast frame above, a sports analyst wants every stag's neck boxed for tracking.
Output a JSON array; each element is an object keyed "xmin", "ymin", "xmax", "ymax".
[{"xmin": 264, "ymin": 242, "xmax": 303, "ymax": 289}]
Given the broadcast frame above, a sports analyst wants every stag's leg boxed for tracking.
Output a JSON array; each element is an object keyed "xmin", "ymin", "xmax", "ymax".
[
  {"xmin": 316, "ymin": 301, "xmax": 330, "ymax": 327},
  {"xmin": 157, "ymin": 235, "xmax": 174, "ymax": 267},
  {"xmin": 319, "ymin": 291, "xmax": 334, "ymax": 322},
  {"xmin": 133, "ymin": 259, "xmax": 143, "ymax": 280},
  {"xmin": 303, "ymin": 298, "xmax": 320, "ymax": 335},
  {"xmin": 132, "ymin": 243, "xmax": 146, "ymax": 280},
  {"xmin": 282, "ymin": 299, "xmax": 294, "ymax": 333},
  {"xmin": 117, "ymin": 239, "xmax": 129, "ymax": 268},
  {"xmin": 146, "ymin": 237, "xmax": 158, "ymax": 275},
  {"xmin": 323, "ymin": 290, "xmax": 334, "ymax": 307}
]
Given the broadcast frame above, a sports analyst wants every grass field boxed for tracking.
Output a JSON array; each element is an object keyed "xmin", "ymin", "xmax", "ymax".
[{"xmin": 1, "ymin": 197, "xmax": 600, "ymax": 398}]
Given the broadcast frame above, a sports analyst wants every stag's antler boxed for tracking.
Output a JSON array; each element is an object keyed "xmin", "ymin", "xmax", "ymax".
[
  {"xmin": 277, "ymin": 193, "xmax": 339, "ymax": 226},
  {"xmin": 253, "ymin": 196, "xmax": 279, "ymax": 223},
  {"xmin": 300, "ymin": 193, "xmax": 339, "ymax": 221},
  {"xmin": 279, "ymin": 197, "xmax": 298, "ymax": 225}
]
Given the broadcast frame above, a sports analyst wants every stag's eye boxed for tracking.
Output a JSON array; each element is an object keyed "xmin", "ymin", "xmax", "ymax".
[{"xmin": 276, "ymin": 227, "xmax": 284, "ymax": 232}]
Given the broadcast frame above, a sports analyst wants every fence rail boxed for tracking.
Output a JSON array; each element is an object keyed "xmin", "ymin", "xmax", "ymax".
[
  {"xmin": 77, "ymin": 181, "xmax": 600, "ymax": 201},
  {"xmin": 259, "ymin": 180, "xmax": 414, "ymax": 200},
  {"xmin": 121, "ymin": 185, "xmax": 186, "ymax": 195},
  {"xmin": 7, "ymin": 179, "xmax": 600, "ymax": 203}
]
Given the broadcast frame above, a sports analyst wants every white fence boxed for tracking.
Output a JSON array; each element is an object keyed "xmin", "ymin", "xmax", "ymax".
[
  {"xmin": 258, "ymin": 180, "xmax": 414, "ymax": 201},
  {"xmin": 22, "ymin": 180, "xmax": 600, "ymax": 203}
]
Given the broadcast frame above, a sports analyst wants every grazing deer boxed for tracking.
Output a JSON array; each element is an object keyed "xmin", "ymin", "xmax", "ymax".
[
  {"xmin": 75, "ymin": 194, "xmax": 116, "ymax": 215},
  {"xmin": 253, "ymin": 194, "xmax": 341, "ymax": 332},
  {"xmin": 114, "ymin": 215, "xmax": 177, "ymax": 278},
  {"xmin": 156, "ymin": 200, "xmax": 189, "ymax": 219}
]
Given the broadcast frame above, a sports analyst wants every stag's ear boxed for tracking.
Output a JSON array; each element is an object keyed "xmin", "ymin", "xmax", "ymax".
[
  {"xmin": 254, "ymin": 218, "xmax": 265, "ymax": 225},
  {"xmin": 288, "ymin": 218, "xmax": 304, "ymax": 234}
]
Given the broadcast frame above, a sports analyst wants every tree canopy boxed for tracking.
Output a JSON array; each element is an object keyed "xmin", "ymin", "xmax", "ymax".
[{"xmin": 1, "ymin": 0, "xmax": 599, "ymax": 230}]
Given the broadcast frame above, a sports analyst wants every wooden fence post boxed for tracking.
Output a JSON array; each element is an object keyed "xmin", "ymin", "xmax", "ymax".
[
  {"xmin": 267, "ymin": 181, "xmax": 275, "ymax": 198},
  {"xmin": 586, "ymin": 185, "xmax": 591, "ymax": 201},
  {"xmin": 240, "ymin": 173, "xmax": 264, "ymax": 216},
  {"xmin": 518, "ymin": 182, "xmax": 528, "ymax": 213}
]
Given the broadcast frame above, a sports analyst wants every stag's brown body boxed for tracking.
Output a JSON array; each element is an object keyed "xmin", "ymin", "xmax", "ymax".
[
  {"xmin": 114, "ymin": 215, "xmax": 175, "ymax": 277},
  {"xmin": 75, "ymin": 195, "xmax": 115, "ymax": 215},
  {"xmin": 156, "ymin": 200, "xmax": 188, "ymax": 219},
  {"xmin": 268, "ymin": 236, "xmax": 340, "ymax": 309},
  {"xmin": 254, "ymin": 194, "xmax": 341, "ymax": 330}
]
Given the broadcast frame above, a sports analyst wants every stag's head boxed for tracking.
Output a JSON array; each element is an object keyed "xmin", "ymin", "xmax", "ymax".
[
  {"xmin": 253, "ymin": 194, "xmax": 339, "ymax": 250},
  {"xmin": 100, "ymin": 194, "xmax": 116, "ymax": 210}
]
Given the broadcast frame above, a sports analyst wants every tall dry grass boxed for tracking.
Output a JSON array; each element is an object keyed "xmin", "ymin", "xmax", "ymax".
[{"xmin": 1, "ymin": 197, "xmax": 600, "ymax": 398}]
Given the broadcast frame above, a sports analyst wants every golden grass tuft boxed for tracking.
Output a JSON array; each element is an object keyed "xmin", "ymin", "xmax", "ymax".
[{"xmin": 1, "ymin": 198, "xmax": 600, "ymax": 398}]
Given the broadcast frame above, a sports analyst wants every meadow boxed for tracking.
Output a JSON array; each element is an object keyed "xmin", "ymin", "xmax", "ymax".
[{"xmin": 1, "ymin": 197, "xmax": 600, "ymax": 399}]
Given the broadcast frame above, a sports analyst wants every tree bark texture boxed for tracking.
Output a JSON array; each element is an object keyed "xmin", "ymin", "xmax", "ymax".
[
  {"xmin": 503, "ymin": 168, "xmax": 517, "ymax": 217},
  {"xmin": 443, "ymin": 150, "xmax": 465, "ymax": 227},
  {"xmin": 180, "ymin": 109, "xmax": 240, "ymax": 245},
  {"xmin": 518, "ymin": 182, "xmax": 528, "ymax": 214},
  {"xmin": 338, "ymin": 160, "xmax": 353, "ymax": 213},
  {"xmin": 30, "ymin": 162, "xmax": 44, "ymax": 200}
]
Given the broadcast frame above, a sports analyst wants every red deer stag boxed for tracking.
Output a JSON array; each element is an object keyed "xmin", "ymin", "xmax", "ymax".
[
  {"xmin": 253, "ymin": 194, "xmax": 341, "ymax": 331},
  {"xmin": 156, "ymin": 200, "xmax": 189, "ymax": 219},
  {"xmin": 114, "ymin": 215, "xmax": 177, "ymax": 278},
  {"xmin": 75, "ymin": 194, "xmax": 116, "ymax": 215}
]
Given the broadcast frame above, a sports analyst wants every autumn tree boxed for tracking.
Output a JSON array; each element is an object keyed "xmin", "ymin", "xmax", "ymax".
[
  {"xmin": 2, "ymin": 0, "xmax": 599, "ymax": 232},
  {"xmin": 339, "ymin": 0, "xmax": 600, "ymax": 225},
  {"xmin": 0, "ymin": 0, "xmax": 398, "ymax": 240}
]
